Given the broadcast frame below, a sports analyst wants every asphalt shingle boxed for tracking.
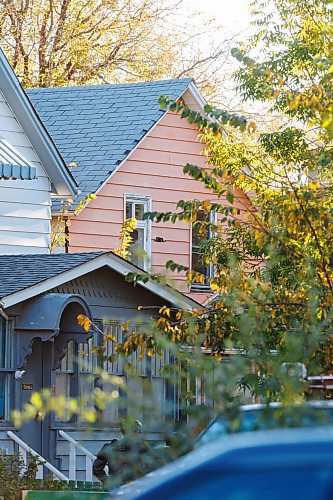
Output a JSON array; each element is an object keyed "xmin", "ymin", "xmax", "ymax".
[
  {"xmin": 27, "ymin": 78, "xmax": 192, "ymax": 208},
  {"xmin": 0, "ymin": 252, "xmax": 104, "ymax": 298}
]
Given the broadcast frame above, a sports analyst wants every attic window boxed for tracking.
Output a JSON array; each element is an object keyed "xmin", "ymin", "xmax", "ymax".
[{"xmin": 124, "ymin": 194, "xmax": 151, "ymax": 270}]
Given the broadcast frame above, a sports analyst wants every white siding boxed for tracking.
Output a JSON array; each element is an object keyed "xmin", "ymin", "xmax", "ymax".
[{"xmin": 0, "ymin": 91, "xmax": 51, "ymax": 254}]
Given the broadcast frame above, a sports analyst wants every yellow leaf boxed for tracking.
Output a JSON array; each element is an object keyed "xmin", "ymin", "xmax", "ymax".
[
  {"xmin": 289, "ymin": 94, "xmax": 300, "ymax": 110},
  {"xmin": 106, "ymin": 334, "xmax": 117, "ymax": 342},
  {"xmin": 83, "ymin": 409, "xmax": 97, "ymax": 423},
  {"xmin": 248, "ymin": 121, "xmax": 257, "ymax": 133},
  {"xmin": 309, "ymin": 181, "xmax": 319, "ymax": 191},
  {"xmin": 210, "ymin": 282, "xmax": 220, "ymax": 292},
  {"xmin": 31, "ymin": 392, "xmax": 43, "ymax": 409},
  {"xmin": 202, "ymin": 200, "xmax": 212, "ymax": 211},
  {"xmin": 77, "ymin": 314, "xmax": 92, "ymax": 332}
]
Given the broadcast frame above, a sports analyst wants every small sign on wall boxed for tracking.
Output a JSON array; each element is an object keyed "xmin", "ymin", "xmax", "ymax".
[{"xmin": 22, "ymin": 383, "xmax": 33, "ymax": 390}]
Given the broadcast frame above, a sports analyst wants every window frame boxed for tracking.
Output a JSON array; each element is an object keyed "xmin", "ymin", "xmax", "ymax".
[
  {"xmin": 124, "ymin": 194, "xmax": 152, "ymax": 270},
  {"xmin": 190, "ymin": 209, "xmax": 217, "ymax": 291}
]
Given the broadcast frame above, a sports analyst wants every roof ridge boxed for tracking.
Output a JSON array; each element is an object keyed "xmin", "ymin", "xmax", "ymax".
[
  {"xmin": 26, "ymin": 77, "xmax": 193, "ymax": 93},
  {"xmin": 0, "ymin": 251, "xmax": 105, "ymax": 258}
]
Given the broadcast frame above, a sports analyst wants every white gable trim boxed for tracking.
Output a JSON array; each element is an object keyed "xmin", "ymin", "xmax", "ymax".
[
  {"xmin": 2, "ymin": 252, "xmax": 200, "ymax": 310},
  {"xmin": 187, "ymin": 81, "xmax": 207, "ymax": 110},
  {"xmin": 0, "ymin": 49, "xmax": 77, "ymax": 196}
]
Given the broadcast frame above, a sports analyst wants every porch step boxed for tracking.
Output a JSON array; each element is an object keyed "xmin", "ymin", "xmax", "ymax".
[{"xmin": 23, "ymin": 492, "xmax": 108, "ymax": 499}]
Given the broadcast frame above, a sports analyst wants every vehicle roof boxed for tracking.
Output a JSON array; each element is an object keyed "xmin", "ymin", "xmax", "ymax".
[
  {"xmin": 239, "ymin": 401, "xmax": 333, "ymax": 411},
  {"xmin": 112, "ymin": 426, "xmax": 333, "ymax": 498}
]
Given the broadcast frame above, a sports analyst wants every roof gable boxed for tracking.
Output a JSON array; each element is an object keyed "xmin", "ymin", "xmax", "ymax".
[
  {"xmin": 27, "ymin": 78, "xmax": 193, "ymax": 206},
  {"xmin": 0, "ymin": 252, "xmax": 199, "ymax": 311},
  {"xmin": 0, "ymin": 49, "xmax": 77, "ymax": 196}
]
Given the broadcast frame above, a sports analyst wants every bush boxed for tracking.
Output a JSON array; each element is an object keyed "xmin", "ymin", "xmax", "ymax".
[{"xmin": 0, "ymin": 450, "xmax": 67, "ymax": 500}]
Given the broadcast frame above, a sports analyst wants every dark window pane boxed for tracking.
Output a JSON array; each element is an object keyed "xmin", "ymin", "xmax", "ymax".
[
  {"xmin": 126, "ymin": 202, "xmax": 132, "ymax": 219},
  {"xmin": 192, "ymin": 212, "xmax": 210, "ymax": 247},
  {"xmin": 192, "ymin": 250, "xmax": 210, "ymax": 281},
  {"xmin": 134, "ymin": 203, "xmax": 145, "ymax": 220},
  {"xmin": 0, "ymin": 372, "xmax": 7, "ymax": 419},
  {"xmin": 0, "ymin": 319, "xmax": 6, "ymax": 369},
  {"xmin": 191, "ymin": 211, "xmax": 212, "ymax": 282},
  {"xmin": 130, "ymin": 228, "xmax": 145, "ymax": 268},
  {"xmin": 192, "ymin": 251, "xmax": 206, "ymax": 275}
]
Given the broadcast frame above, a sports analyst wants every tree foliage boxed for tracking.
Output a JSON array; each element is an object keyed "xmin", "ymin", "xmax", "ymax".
[
  {"xmin": 117, "ymin": 0, "xmax": 333, "ymax": 400},
  {"xmin": 0, "ymin": 0, "xmax": 230, "ymax": 96},
  {"xmin": 50, "ymin": 191, "xmax": 96, "ymax": 252}
]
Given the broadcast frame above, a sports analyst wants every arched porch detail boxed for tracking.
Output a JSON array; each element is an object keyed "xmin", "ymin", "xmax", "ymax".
[{"xmin": 15, "ymin": 293, "xmax": 92, "ymax": 369}]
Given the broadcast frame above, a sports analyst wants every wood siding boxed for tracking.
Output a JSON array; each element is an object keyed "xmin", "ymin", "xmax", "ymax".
[
  {"xmin": 0, "ymin": 91, "xmax": 51, "ymax": 254},
  {"xmin": 67, "ymin": 111, "xmax": 252, "ymax": 302}
]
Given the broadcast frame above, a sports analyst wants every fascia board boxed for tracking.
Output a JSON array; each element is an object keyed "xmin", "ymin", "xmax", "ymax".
[
  {"xmin": 0, "ymin": 50, "xmax": 77, "ymax": 196},
  {"xmin": 2, "ymin": 253, "xmax": 199, "ymax": 310},
  {"xmin": 0, "ymin": 305, "xmax": 8, "ymax": 320}
]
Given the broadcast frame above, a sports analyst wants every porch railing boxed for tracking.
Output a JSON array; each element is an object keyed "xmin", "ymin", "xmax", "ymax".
[
  {"xmin": 7, "ymin": 431, "xmax": 69, "ymax": 481},
  {"xmin": 58, "ymin": 430, "xmax": 96, "ymax": 482}
]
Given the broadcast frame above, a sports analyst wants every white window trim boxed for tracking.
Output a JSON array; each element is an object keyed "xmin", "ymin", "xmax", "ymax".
[
  {"xmin": 124, "ymin": 194, "xmax": 152, "ymax": 271},
  {"xmin": 0, "ymin": 318, "xmax": 14, "ymax": 421},
  {"xmin": 190, "ymin": 210, "xmax": 217, "ymax": 291}
]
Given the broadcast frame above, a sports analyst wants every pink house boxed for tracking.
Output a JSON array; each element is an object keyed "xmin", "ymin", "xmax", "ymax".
[{"xmin": 28, "ymin": 79, "xmax": 251, "ymax": 303}]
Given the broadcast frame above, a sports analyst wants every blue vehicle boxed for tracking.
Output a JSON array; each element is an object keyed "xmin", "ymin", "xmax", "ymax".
[
  {"xmin": 111, "ymin": 427, "xmax": 333, "ymax": 499},
  {"xmin": 196, "ymin": 401, "xmax": 333, "ymax": 448}
]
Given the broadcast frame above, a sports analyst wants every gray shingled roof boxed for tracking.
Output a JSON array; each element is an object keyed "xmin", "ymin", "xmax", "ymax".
[
  {"xmin": 27, "ymin": 79, "xmax": 192, "ymax": 208},
  {"xmin": 0, "ymin": 252, "xmax": 104, "ymax": 298},
  {"xmin": 0, "ymin": 251, "xmax": 201, "ymax": 310}
]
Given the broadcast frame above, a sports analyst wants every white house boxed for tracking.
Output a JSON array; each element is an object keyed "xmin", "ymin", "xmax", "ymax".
[{"xmin": 0, "ymin": 49, "xmax": 77, "ymax": 254}]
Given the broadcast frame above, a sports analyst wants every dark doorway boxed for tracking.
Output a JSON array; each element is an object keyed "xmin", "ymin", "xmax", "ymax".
[{"xmin": 18, "ymin": 338, "xmax": 53, "ymax": 455}]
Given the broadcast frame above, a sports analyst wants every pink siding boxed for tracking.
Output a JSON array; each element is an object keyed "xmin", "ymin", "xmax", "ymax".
[{"xmin": 68, "ymin": 111, "xmax": 252, "ymax": 303}]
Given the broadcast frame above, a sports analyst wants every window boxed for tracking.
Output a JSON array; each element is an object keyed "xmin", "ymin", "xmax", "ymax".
[
  {"xmin": 78, "ymin": 321, "xmax": 147, "ymax": 424},
  {"xmin": 55, "ymin": 340, "xmax": 75, "ymax": 422},
  {"xmin": 0, "ymin": 318, "xmax": 13, "ymax": 421},
  {"xmin": 125, "ymin": 195, "xmax": 151, "ymax": 270},
  {"xmin": 191, "ymin": 210, "xmax": 216, "ymax": 289}
]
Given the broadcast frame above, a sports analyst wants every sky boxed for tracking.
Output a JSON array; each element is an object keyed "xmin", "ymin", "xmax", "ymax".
[
  {"xmin": 183, "ymin": 0, "xmax": 252, "ymax": 36},
  {"xmin": 180, "ymin": 0, "xmax": 253, "ymax": 107}
]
